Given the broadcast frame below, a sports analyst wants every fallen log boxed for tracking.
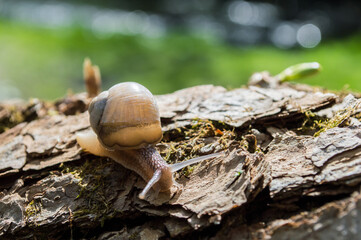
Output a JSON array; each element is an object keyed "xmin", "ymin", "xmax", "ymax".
[{"xmin": 1, "ymin": 68, "xmax": 361, "ymax": 239}]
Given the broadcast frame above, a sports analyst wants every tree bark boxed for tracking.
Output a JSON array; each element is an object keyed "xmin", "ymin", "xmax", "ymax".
[{"xmin": 1, "ymin": 80, "xmax": 361, "ymax": 240}]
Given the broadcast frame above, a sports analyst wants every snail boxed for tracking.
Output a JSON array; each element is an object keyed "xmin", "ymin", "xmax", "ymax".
[{"xmin": 76, "ymin": 82, "xmax": 223, "ymax": 199}]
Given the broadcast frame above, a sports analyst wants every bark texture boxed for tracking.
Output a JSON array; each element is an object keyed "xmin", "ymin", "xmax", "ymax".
[{"xmin": 1, "ymin": 80, "xmax": 361, "ymax": 240}]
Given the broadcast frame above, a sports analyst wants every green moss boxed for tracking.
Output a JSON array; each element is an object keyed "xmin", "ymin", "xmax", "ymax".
[
  {"xmin": 161, "ymin": 119, "xmax": 234, "ymax": 159},
  {"xmin": 0, "ymin": 106, "xmax": 25, "ymax": 133},
  {"xmin": 0, "ymin": 99, "xmax": 47, "ymax": 133},
  {"xmin": 296, "ymin": 110, "xmax": 323, "ymax": 135},
  {"xmin": 314, "ymin": 104, "xmax": 358, "ymax": 137},
  {"xmin": 61, "ymin": 158, "xmax": 114, "ymax": 223},
  {"xmin": 240, "ymin": 134, "xmax": 260, "ymax": 153},
  {"xmin": 25, "ymin": 198, "xmax": 44, "ymax": 230},
  {"xmin": 159, "ymin": 119, "xmax": 237, "ymax": 178},
  {"xmin": 129, "ymin": 232, "xmax": 139, "ymax": 240},
  {"xmin": 24, "ymin": 199, "xmax": 42, "ymax": 220},
  {"xmin": 297, "ymin": 99, "xmax": 361, "ymax": 137}
]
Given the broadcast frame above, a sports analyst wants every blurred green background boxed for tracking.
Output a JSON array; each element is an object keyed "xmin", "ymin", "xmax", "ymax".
[{"xmin": 0, "ymin": 0, "xmax": 361, "ymax": 100}]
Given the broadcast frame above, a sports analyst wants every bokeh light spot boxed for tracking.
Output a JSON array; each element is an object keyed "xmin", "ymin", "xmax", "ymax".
[
  {"xmin": 271, "ymin": 23, "xmax": 297, "ymax": 49},
  {"xmin": 297, "ymin": 23, "xmax": 322, "ymax": 48}
]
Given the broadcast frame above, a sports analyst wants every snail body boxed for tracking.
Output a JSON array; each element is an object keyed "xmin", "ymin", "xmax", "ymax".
[{"xmin": 76, "ymin": 82, "xmax": 223, "ymax": 199}]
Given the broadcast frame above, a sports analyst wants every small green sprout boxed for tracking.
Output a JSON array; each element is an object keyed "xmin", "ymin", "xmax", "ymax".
[
  {"xmin": 235, "ymin": 170, "xmax": 243, "ymax": 177},
  {"xmin": 276, "ymin": 62, "xmax": 321, "ymax": 82}
]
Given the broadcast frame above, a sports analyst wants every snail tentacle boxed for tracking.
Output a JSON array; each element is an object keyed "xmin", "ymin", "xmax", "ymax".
[
  {"xmin": 169, "ymin": 152, "xmax": 225, "ymax": 172},
  {"xmin": 138, "ymin": 169, "xmax": 162, "ymax": 199}
]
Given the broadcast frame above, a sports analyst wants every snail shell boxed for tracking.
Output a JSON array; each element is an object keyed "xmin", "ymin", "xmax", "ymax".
[
  {"xmin": 77, "ymin": 81, "xmax": 225, "ymax": 199},
  {"xmin": 88, "ymin": 82, "xmax": 163, "ymax": 150}
]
